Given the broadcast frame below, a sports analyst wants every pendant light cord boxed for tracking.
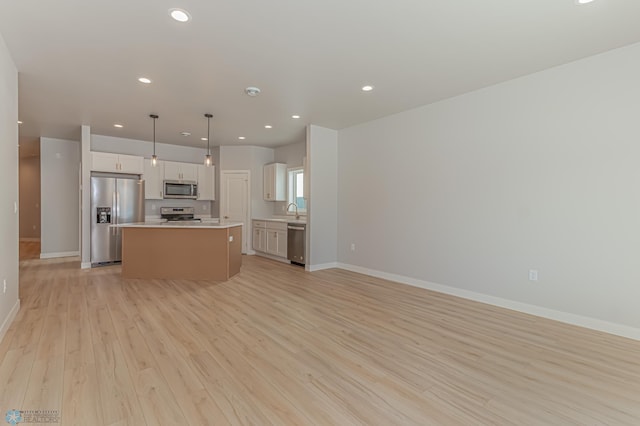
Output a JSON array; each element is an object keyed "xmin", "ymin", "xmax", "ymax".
[
  {"xmin": 205, "ymin": 113, "xmax": 213, "ymax": 155},
  {"xmin": 150, "ymin": 114, "xmax": 159, "ymax": 156}
]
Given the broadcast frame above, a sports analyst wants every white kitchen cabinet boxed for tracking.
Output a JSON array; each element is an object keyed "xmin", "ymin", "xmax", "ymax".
[
  {"xmin": 143, "ymin": 159, "xmax": 164, "ymax": 199},
  {"xmin": 252, "ymin": 220, "xmax": 286, "ymax": 258},
  {"xmin": 91, "ymin": 152, "xmax": 144, "ymax": 174},
  {"xmin": 266, "ymin": 228, "xmax": 287, "ymax": 258},
  {"xmin": 252, "ymin": 225, "xmax": 267, "ymax": 252},
  {"xmin": 263, "ymin": 163, "xmax": 287, "ymax": 201},
  {"xmin": 164, "ymin": 161, "xmax": 198, "ymax": 181},
  {"xmin": 197, "ymin": 165, "xmax": 215, "ymax": 201}
]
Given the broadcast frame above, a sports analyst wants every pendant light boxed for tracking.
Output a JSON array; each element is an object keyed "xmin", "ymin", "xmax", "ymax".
[
  {"xmin": 150, "ymin": 114, "xmax": 159, "ymax": 166},
  {"xmin": 204, "ymin": 113, "xmax": 213, "ymax": 167}
]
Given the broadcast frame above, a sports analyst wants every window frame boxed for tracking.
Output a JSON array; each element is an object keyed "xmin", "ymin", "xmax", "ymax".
[{"xmin": 286, "ymin": 167, "xmax": 307, "ymax": 215}]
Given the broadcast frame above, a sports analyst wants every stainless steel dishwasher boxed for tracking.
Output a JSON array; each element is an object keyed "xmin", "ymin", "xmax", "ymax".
[{"xmin": 287, "ymin": 223, "xmax": 306, "ymax": 265}]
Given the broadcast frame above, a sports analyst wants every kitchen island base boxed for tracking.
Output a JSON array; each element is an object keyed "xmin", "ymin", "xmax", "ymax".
[{"xmin": 121, "ymin": 225, "xmax": 242, "ymax": 280}]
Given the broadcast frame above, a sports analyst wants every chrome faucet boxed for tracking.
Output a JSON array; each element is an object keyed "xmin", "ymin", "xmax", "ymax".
[{"xmin": 287, "ymin": 202, "xmax": 300, "ymax": 219}]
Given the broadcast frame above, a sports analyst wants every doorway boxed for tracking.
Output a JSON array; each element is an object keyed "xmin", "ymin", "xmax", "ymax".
[
  {"xmin": 18, "ymin": 138, "xmax": 41, "ymax": 260},
  {"xmin": 220, "ymin": 171, "xmax": 250, "ymax": 254}
]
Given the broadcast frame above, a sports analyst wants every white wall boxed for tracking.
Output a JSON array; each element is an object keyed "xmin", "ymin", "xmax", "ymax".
[
  {"xmin": 273, "ymin": 141, "xmax": 306, "ymax": 215},
  {"xmin": 307, "ymin": 125, "xmax": 338, "ymax": 269},
  {"xmin": 220, "ymin": 145, "xmax": 274, "ymax": 220},
  {"xmin": 337, "ymin": 42, "xmax": 640, "ymax": 336},
  {"xmin": 91, "ymin": 134, "xmax": 206, "ymax": 163},
  {"xmin": 40, "ymin": 137, "xmax": 80, "ymax": 257},
  {"xmin": 274, "ymin": 141, "xmax": 306, "ymax": 167},
  {"xmin": 0, "ymin": 33, "xmax": 20, "ymax": 342},
  {"xmin": 80, "ymin": 125, "xmax": 91, "ymax": 267}
]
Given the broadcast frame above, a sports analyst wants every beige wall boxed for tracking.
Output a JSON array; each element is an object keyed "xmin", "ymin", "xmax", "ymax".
[{"xmin": 19, "ymin": 150, "xmax": 40, "ymax": 239}]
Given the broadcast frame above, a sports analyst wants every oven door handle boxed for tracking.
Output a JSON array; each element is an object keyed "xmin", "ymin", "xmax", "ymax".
[{"xmin": 287, "ymin": 226, "xmax": 305, "ymax": 231}]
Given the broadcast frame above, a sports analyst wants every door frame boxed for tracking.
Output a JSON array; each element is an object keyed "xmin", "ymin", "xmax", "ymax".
[{"xmin": 220, "ymin": 170, "xmax": 251, "ymax": 254}]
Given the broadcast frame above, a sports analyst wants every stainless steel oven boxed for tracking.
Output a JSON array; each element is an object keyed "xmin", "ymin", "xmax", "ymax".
[{"xmin": 163, "ymin": 180, "xmax": 198, "ymax": 199}]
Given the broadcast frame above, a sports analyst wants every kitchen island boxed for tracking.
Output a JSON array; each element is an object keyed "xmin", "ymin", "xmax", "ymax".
[{"xmin": 115, "ymin": 221, "xmax": 243, "ymax": 281}]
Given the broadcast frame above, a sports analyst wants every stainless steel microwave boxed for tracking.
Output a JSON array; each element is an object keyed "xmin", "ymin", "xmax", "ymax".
[{"xmin": 163, "ymin": 180, "xmax": 198, "ymax": 199}]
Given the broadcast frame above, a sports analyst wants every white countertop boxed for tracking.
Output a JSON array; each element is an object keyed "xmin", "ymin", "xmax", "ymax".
[
  {"xmin": 113, "ymin": 221, "xmax": 242, "ymax": 229},
  {"xmin": 253, "ymin": 217, "xmax": 307, "ymax": 225}
]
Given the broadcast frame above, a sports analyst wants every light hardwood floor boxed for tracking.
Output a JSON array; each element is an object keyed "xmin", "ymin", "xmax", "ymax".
[{"xmin": 2, "ymin": 252, "xmax": 640, "ymax": 425}]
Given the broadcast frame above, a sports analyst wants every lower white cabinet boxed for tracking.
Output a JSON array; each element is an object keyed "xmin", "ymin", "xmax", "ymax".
[
  {"xmin": 266, "ymin": 228, "xmax": 287, "ymax": 258},
  {"xmin": 252, "ymin": 220, "xmax": 287, "ymax": 258},
  {"xmin": 253, "ymin": 226, "xmax": 267, "ymax": 252}
]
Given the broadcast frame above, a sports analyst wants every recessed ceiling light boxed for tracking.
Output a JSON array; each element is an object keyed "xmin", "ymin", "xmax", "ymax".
[
  {"xmin": 362, "ymin": 85, "xmax": 374, "ymax": 92},
  {"xmin": 169, "ymin": 8, "xmax": 191, "ymax": 22},
  {"xmin": 264, "ymin": 125, "xmax": 272, "ymax": 129},
  {"xmin": 238, "ymin": 136, "xmax": 246, "ymax": 140},
  {"xmin": 291, "ymin": 115, "xmax": 300, "ymax": 119},
  {"xmin": 201, "ymin": 137, "xmax": 208, "ymax": 141},
  {"xmin": 575, "ymin": 0, "xmax": 595, "ymax": 4},
  {"xmin": 138, "ymin": 77, "xmax": 152, "ymax": 84},
  {"xmin": 180, "ymin": 131, "xmax": 191, "ymax": 136},
  {"xmin": 17, "ymin": 120, "xmax": 22, "ymax": 124},
  {"xmin": 114, "ymin": 124, "xmax": 123, "ymax": 128}
]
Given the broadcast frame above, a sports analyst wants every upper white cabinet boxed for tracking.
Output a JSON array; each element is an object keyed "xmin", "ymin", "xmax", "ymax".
[
  {"xmin": 91, "ymin": 152, "xmax": 144, "ymax": 174},
  {"xmin": 197, "ymin": 165, "xmax": 215, "ymax": 201},
  {"xmin": 143, "ymin": 159, "xmax": 164, "ymax": 200},
  {"xmin": 164, "ymin": 161, "xmax": 197, "ymax": 181},
  {"xmin": 263, "ymin": 163, "xmax": 286, "ymax": 201}
]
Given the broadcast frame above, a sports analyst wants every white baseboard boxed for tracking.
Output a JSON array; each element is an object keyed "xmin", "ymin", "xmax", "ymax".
[
  {"xmin": 337, "ymin": 262, "xmax": 640, "ymax": 342},
  {"xmin": 0, "ymin": 299, "xmax": 20, "ymax": 344},
  {"xmin": 19, "ymin": 237, "xmax": 40, "ymax": 242},
  {"xmin": 307, "ymin": 262, "xmax": 339, "ymax": 272},
  {"xmin": 246, "ymin": 250, "xmax": 256, "ymax": 256},
  {"xmin": 40, "ymin": 251, "xmax": 80, "ymax": 259},
  {"xmin": 81, "ymin": 262, "xmax": 92, "ymax": 269}
]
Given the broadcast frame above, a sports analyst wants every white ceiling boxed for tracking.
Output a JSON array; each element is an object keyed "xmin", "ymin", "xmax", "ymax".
[{"xmin": 2, "ymin": 0, "xmax": 640, "ymax": 149}]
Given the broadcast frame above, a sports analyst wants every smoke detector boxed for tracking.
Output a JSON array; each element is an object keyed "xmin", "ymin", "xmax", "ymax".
[{"xmin": 245, "ymin": 86, "xmax": 261, "ymax": 97}]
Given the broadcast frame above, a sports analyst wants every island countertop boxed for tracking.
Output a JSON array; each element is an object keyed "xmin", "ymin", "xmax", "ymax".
[{"xmin": 113, "ymin": 221, "xmax": 243, "ymax": 229}]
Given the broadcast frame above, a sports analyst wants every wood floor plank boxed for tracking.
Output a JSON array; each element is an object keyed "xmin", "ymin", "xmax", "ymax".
[
  {"xmin": 0, "ymin": 348, "xmax": 36, "ymax": 411},
  {"xmin": 61, "ymin": 365, "xmax": 104, "ymax": 426},
  {"xmin": 3, "ymin": 249, "xmax": 640, "ymax": 425}
]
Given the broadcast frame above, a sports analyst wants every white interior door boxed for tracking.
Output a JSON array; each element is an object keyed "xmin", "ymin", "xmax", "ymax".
[{"xmin": 220, "ymin": 171, "xmax": 250, "ymax": 253}]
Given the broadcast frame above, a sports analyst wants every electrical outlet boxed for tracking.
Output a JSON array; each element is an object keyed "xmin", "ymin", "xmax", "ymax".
[
  {"xmin": 528, "ymin": 269, "xmax": 539, "ymax": 281},
  {"xmin": 350, "ymin": 243, "xmax": 356, "ymax": 251},
  {"xmin": 3, "ymin": 279, "xmax": 6, "ymax": 294}
]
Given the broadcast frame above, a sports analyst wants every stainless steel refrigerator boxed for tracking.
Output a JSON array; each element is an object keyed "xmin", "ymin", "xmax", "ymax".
[{"xmin": 91, "ymin": 174, "xmax": 145, "ymax": 266}]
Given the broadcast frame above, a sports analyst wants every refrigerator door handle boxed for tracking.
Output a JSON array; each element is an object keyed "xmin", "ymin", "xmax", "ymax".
[{"xmin": 112, "ymin": 191, "xmax": 118, "ymax": 235}]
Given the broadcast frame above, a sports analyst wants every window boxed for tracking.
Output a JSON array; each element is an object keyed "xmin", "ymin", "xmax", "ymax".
[{"xmin": 287, "ymin": 168, "xmax": 306, "ymax": 214}]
